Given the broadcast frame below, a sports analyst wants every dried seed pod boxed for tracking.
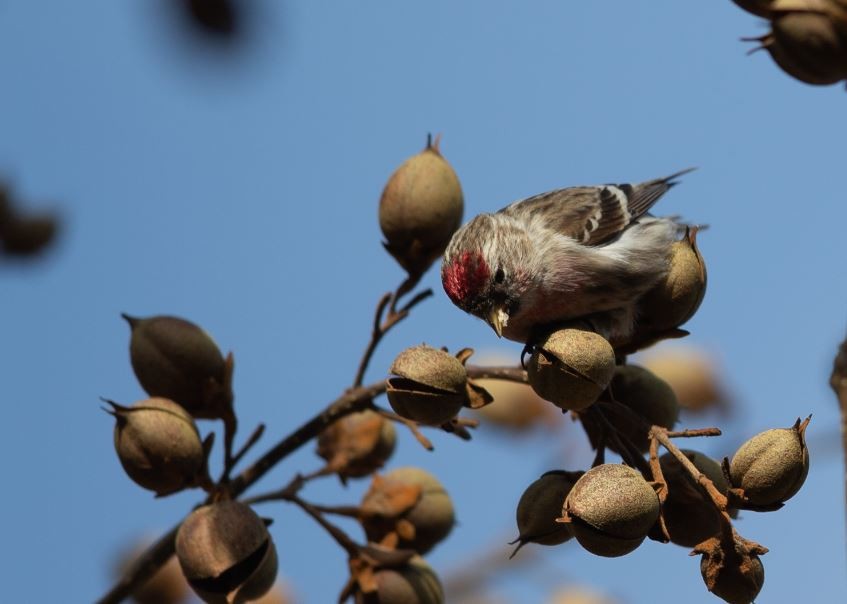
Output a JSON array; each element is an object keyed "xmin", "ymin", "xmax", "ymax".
[
  {"xmin": 386, "ymin": 345, "xmax": 468, "ymax": 425},
  {"xmin": 379, "ymin": 135, "xmax": 464, "ymax": 277},
  {"xmin": 729, "ymin": 417, "xmax": 810, "ymax": 506},
  {"xmin": 354, "ymin": 555, "xmax": 444, "ymax": 604},
  {"xmin": 592, "ymin": 364, "xmax": 678, "ymax": 454},
  {"xmin": 638, "ymin": 227, "xmax": 706, "ymax": 333},
  {"xmin": 316, "ymin": 410, "xmax": 397, "ymax": 480},
  {"xmin": 361, "ymin": 467, "xmax": 455, "ymax": 554},
  {"xmin": 513, "ymin": 470, "xmax": 581, "ymax": 553},
  {"xmin": 660, "ymin": 450, "xmax": 728, "ymax": 547},
  {"xmin": 695, "ymin": 534, "xmax": 767, "ymax": 604},
  {"xmin": 108, "ymin": 397, "xmax": 205, "ymax": 496},
  {"xmin": 732, "ymin": 0, "xmax": 776, "ymax": 17},
  {"xmin": 176, "ymin": 500, "xmax": 278, "ymax": 604},
  {"xmin": 527, "ymin": 328, "xmax": 616, "ymax": 411},
  {"xmin": 562, "ymin": 464, "xmax": 659, "ymax": 557},
  {"xmin": 762, "ymin": 8, "xmax": 847, "ymax": 85},
  {"xmin": 124, "ymin": 314, "xmax": 233, "ymax": 420}
]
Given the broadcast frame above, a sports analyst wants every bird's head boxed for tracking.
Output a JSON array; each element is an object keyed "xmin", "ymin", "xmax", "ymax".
[{"xmin": 441, "ymin": 214, "xmax": 531, "ymax": 337}]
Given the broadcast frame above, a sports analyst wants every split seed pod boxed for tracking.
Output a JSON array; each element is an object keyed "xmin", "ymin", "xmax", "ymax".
[
  {"xmin": 108, "ymin": 397, "xmax": 206, "ymax": 496},
  {"xmin": 316, "ymin": 410, "xmax": 397, "ymax": 480},
  {"xmin": 361, "ymin": 467, "xmax": 455, "ymax": 554},
  {"xmin": 176, "ymin": 500, "xmax": 278, "ymax": 604},
  {"xmin": 527, "ymin": 328, "xmax": 616, "ymax": 411},
  {"xmin": 562, "ymin": 464, "xmax": 660, "ymax": 558},
  {"xmin": 695, "ymin": 534, "xmax": 767, "ymax": 604},
  {"xmin": 660, "ymin": 450, "xmax": 729, "ymax": 547},
  {"xmin": 386, "ymin": 345, "xmax": 468, "ymax": 425},
  {"xmin": 379, "ymin": 135, "xmax": 464, "ymax": 277},
  {"xmin": 124, "ymin": 314, "xmax": 233, "ymax": 420},
  {"xmin": 729, "ymin": 417, "xmax": 810, "ymax": 507},
  {"xmin": 512, "ymin": 470, "xmax": 581, "ymax": 554},
  {"xmin": 352, "ymin": 553, "xmax": 444, "ymax": 604},
  {"xmin": 638, "ymin": 227, "xmax": 707, "ymax": 333}
]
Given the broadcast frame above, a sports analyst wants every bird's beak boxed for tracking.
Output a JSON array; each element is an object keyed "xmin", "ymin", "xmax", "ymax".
[{"xmin": 487, "ymin": 306, "xmax": 509, "ymax": 338}]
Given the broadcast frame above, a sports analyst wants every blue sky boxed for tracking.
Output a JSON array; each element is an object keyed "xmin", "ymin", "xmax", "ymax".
[{"xmin": 1, "ymin": 2, "xmax": 845, "ymax": 603}]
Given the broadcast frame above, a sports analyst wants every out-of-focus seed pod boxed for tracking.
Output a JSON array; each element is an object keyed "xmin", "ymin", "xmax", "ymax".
[
  {"xmin": 548, "ymin": 587, "xmax": 616, "ymax": 604},
  {"xmin": 176, "ymin": 500, "xmax": 278, "ymax": 604},
  {"xmin": 660, "ymin": 450, "xmax": 728, "ymax": 547},
  {"xmin": 732, "ymin": 0, "xmax": 777, "ymax": 17},
  {"xmin": 386, "ymin": 345, "xmax": 468, "ymax": 425},
  {"xmin": 527, "ymin": 328, "xmax": 616, "ymax": 412},
  {"xmin": 729, "ymin": 417, "xmax": 810, "ymax": 506},
  {"xmin": 562, "ymin": 464, "xmax": 659, "ymax": 558},
  {"xmin": 696, "ymin": 534, "xmax": 767, "ymax": 604},
  {"xmin": 123, "ymin": 314, "xmax": 233, "ymax": 420},
  {"xmin": 512, "ymin": 470, "xmax": 581, "ymax": 554},
  {"xmin": 757, "ymin": 6, "xmax": 847, "ymax": 86},
  {"xmin": 353, "ymin": 555, "xmax": 444, "ymax": 604},
  {"xmin": 581, "ymin": 364, "xmax": 678, "ymax": 455},
  {"xmin": 638, "ymin": 227, "xmax": 706, "ymax": 333},
  {"xmin": 361, "ymin": 467, "xmax": 455, "ymax": 554},
  {"xmin": 108, "ymin": 397, "xmax": 205, "ymax": 496},
  {"xmin": 316, "ymin": 410, "xmax": 397, "ymax": 480},
  {"xmin": 116, "ymin": 540, "xmax": 191, "ymax": 604},
  {"xmin": 641, "ymin": 345, "xmax": 730, "ymax": 413},
  {"xmin": 379, "ymin": 135, "xmax": 464, "ymax": 277}
]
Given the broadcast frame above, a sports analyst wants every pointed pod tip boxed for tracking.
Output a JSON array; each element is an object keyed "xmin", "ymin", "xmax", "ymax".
[{"xmin": 120, "ymin": 313, "xmax": 140, "ymax": 328}]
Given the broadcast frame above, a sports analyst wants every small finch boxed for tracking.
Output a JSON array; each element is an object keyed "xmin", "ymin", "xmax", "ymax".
[{"xmin": 441, "ymin": 169, "xmax": 695, "ymax": 345}]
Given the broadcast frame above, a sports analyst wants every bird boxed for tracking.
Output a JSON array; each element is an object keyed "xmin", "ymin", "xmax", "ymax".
[{"xmin": 440, "ymin": 169, "xmax": 695, "ymax": 346}]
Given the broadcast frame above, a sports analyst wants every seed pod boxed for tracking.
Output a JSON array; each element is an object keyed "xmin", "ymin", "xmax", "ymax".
[
  {"xmin": 361, "ymin": 467, "xmax": 455, "ymax": 554},
  {"xmin": 316, "ymin": 410, "xmax": 397, "ymax": 480},
  {"xmin": 379, "ymin": 135, "xmax": 464, "ymax": 277},
  {"xmin": 124, "ymin": 314, "xmax": 233, "ymax": 420},
  {"xmin": 512, "ymin": 470, "xmax": 581, "ymax": 553},
  {"xmin": 696, "ymin": 534, "xmax": 767, "ymax": 604},
  {"xmin": 761, "ymin": 7, "xmax": 847, "ymax": 85},
  {"xmin": 562, "ymin": 464, "xmax": 659, "ymax": 558},
  {"xmin": 641, "ymin": 345, "xmax": 730, "ymax": 413},
  {"xmin": 660, "ymin": 450, "xmax": 728, "ymax": 547},
  {"xmin": 354, "ymin": 555, "xmax": 444, "ymax": 604},
  {"xmin": 639, "ymin": 227, "xmax": 706, "ymax": 333},
  {"xmin": 176, "ymin": 500, "xmax": 278, "ymax": 604},
  {"xmin": 729, "ymin": 417, "xmax": 810, "ymax": 506},
  {"xmin": 732, "ymin": 0, "xmax": 776, "ymax": 16},
  {"xmin": 527, "ymin": 328, "xmax": 616, "ymax": 411},
  {"xmin": 116, "ymin": 540, "xmax": 191, "ymax": 604},
  {"xmin": 594, "ymin": 364, "xmax": 678, "ymax": 454},
  {"xmin": 386, "ymin": 345, "xmax": 468, "ymax": 425},
  {"xmin": 108, "ymin": 397, "xmax": 205, "ymax": 496}
]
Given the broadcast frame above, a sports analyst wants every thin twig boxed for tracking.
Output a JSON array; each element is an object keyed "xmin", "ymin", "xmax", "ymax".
[
  {"xmin": 376, "ymin": 407, "xmax": 434, "ymax": 450},
  {"xmin": 221, "ymin": 423, "xmax": 266, "ymax": 483},
  {"xmin": 290, "ymin": 494, "xmax": 362, "ymax": 558}
]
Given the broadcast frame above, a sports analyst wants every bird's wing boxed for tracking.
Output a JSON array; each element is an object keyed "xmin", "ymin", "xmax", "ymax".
[{"xmin": 499, "ymin": 168, "xmax": 694, "ymax": 246}]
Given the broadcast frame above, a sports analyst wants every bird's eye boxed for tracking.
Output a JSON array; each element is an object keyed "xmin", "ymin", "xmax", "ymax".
[{"xmin": 494, "ymin": 267, "xmax": 505, "ymax": 284}]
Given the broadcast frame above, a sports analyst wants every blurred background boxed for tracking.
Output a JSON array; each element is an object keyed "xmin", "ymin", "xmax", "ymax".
[{"xmin": 1, "ymin": 1, "xmax": 844, "ymax": 602}]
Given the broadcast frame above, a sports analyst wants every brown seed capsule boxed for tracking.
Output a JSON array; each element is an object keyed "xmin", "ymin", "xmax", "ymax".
[
  {"xmin": 762, "ymin": 8, "xmax": 847, "ymax": 86},
  {"xmin": 641, "ymin": 345, "xmax": 730, "ymax": 413},
  {"xmin": 660, "ymin": 450, "xmax": 728, "ymax": 547},
  {"xmin": 527, "ymin": 328, "xmax": 616, "ymax": 411},
  {"xmin": 696, "ymin": 534, "xmax": 767, "ymax": 604},
  {"xmin": 176, "ymin": 500, "xmax": 278, "ymax": 604},
  {"xmin": 123, "ymin": 314, "xmax": 233, "ymax": 420},
  {"xmin": 604, "ymin": 364, "xmax": 679, "ymax": 453},
  {"xmin": 116, "ymin": 540, "xmax": 191, "ymax": 604},
  {"xmin": 513, "ymin": 471, "xmax": 581, "ymax": 553},
  {"xmin": 361, "ymin": 467, "xmax": 455, "ymax": 554},
  {"xmin": 386, "ymin": 345, "xmax": 468, "ymax": 425},
  {"xmin": 638, "ymin": 227, "xmax": 706, "ymax": 333},
  {"xmin": 562, "ymin": 464, "xmax": 660, "ymax": 558},
  {"xmin": 316, "ymin": 410, "xmax": 397, "ymax": 480},
  {"xmin": 108, "ymin": 397, "xmax": 205, "ymax": 496},
  {"xmin": 379, "ymin": 135, "xmax": 464, "ymax": 277},
  {"xmin": 354, "ymin": 555, "xmax": 444, "ymax": 604},
  {"xmin": 729, "ymin": 417, "xmax": 810, "ymax": 506}
]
